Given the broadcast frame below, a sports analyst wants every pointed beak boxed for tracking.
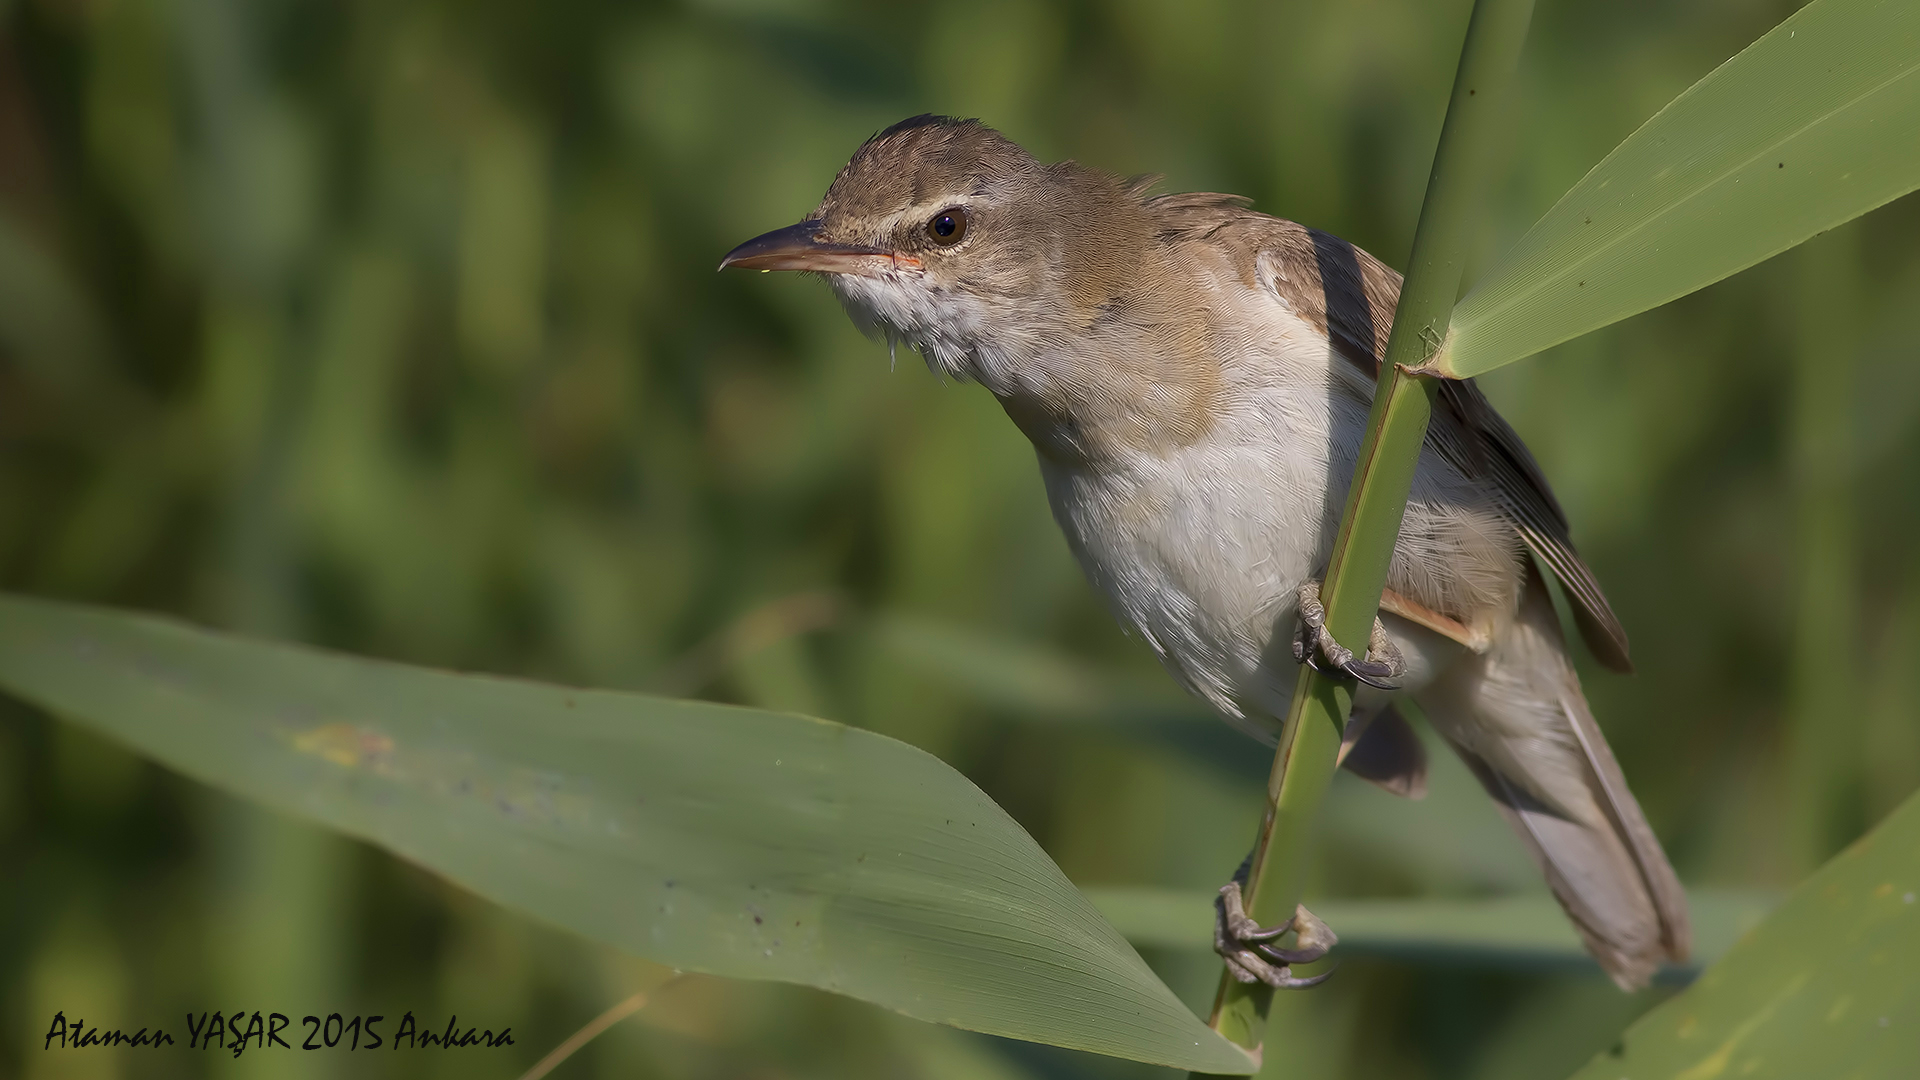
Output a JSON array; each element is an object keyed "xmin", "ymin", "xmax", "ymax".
[{"xmin": 718, "ymin": 221, "xmax": 918, "ymax": 276}]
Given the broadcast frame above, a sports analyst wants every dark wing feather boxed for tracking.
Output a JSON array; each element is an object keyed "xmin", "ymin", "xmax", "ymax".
[{"xmin": 1438, "ymin": 380, "xmax": 1633, "ymax": 672}]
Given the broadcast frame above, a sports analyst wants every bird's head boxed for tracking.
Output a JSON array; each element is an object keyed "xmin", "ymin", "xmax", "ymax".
[{"xmin": 720, "ymin": 115, "xmax": 1151, "ymax": 386}]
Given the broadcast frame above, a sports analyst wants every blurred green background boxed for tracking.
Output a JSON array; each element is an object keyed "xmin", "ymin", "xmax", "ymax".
[{"xmin": 3, "ymin": 0, "xmax": 1917, "ymax": 1076}]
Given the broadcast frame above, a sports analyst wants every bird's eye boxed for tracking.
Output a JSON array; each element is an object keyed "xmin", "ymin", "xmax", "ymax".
[{"xmin": 926, "ymin": 207, "xmax": 968, "ymax": 245}]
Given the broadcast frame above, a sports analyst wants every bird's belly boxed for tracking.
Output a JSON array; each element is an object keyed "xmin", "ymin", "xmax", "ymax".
[
  {"xmin": 1039, "ymin": 426, "xmax": 1477, "ymax": 733},
  {"xmin": 1040, "ymin": 439, "xmax": 1335, "ymax": 729}
]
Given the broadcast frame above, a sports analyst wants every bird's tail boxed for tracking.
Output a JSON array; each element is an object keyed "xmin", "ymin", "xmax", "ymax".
[{"xmin": 1414, "ymin": 564, "xmax": 1689, "ymax": 989}]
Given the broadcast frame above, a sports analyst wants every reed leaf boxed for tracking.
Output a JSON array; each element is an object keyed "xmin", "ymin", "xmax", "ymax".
[
  {"xmin": 1565, "ymin": 790, "xmax": 1920, "ymax": 1080},
  {"xmin": 1436, "ymin": 0, "xmax": 1920, "ymax": 378},
  {"xmin": 0, "ymin": 594, "xmax": 1255, "ymax": 1075}
]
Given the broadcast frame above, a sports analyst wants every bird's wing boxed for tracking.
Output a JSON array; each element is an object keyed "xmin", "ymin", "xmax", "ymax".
[
  {"xmin": 1157, "ymin": 200, "xmax": 1632, "ymax": 671},
  {"xmin": 1310, "ymin": 224, "xmax": 1634, "ymax": 673},
  {"xmin": 1432, "ymin": 379, "xmax": 1633, "ymax": 671}
]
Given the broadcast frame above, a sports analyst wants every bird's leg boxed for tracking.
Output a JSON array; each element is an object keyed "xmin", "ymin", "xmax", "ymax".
[
  {"xmin": 1213, "ymin": 854, "xmax": 1339, "ymax": 989},
  {"xmin": 1292, "ymin": 579, "xmax": 1407, "ymax": 690}
]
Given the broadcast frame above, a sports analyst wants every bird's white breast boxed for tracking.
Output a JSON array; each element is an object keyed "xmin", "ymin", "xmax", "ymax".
[
  {"xmin": 1035, "ymin": 297, "xmax": 1357, "ymax": 731},
  {"xmin": 1036, "ymin": 291, "xmax": 1488, "ymax": 736}
]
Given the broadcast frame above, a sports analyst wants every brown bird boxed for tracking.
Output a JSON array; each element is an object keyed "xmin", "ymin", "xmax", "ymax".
[{"xmin": 722, "ymin": 115, "xmax": 1689, "ymax": 990}]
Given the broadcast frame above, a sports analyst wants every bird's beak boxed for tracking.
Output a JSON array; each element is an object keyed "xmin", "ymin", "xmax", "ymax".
[{"xmin": 718, "ymin": 221, "xmax": 918, "ymax": 276}]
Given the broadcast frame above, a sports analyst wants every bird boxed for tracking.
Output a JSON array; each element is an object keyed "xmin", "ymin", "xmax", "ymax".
[{"xmin": 720, "ymin": 114, "xmax": 1689, "ymax": 991}]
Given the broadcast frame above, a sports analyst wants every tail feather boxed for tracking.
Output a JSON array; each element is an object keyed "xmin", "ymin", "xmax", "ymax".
[
  {"xmin": 1558, "ymin": 684, "xmax": 1691, "ymax": 965},
  {"xmin": 1415, "ymin": 565, "xmax": 1688, "ymax": 989}
]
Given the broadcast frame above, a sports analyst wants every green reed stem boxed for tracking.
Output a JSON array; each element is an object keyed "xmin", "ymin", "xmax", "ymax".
[{"xmin": 1197, "ymin": 0, "xmax": 1536, "ymax": 1067}]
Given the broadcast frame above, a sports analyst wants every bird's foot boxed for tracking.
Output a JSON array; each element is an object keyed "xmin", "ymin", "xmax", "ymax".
[
  {"xmin": 1214, "ymin": 860, "xmax": 1338, "ymax": 989},
  {"xmin": 1292, "ymin": 579, "xmax": 1406, "ymax": 689}
]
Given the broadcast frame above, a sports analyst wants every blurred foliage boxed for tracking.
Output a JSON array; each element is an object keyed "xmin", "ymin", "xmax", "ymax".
[{"xmin": 0, "ymin": 0, "xmax": 1917, "ymax": 1077}]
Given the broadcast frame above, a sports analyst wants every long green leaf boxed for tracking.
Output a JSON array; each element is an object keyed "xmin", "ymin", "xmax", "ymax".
[
  {"xmin": 0, "ymin": 595, "xmax": 1255, "ymax": 1075},
  {"xmin": 1086, "ymin": 887, "xmax": 1776, "ymax": 977},
  {"xmin": 1436, "ymin": 0, "xmax": 1920, "ymax": 378},
  {"xmin": 1566, "ymin": 789, "xmax": 1920, "ymax": 1079}
]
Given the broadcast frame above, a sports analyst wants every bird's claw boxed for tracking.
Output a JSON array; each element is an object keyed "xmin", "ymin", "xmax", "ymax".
[
  {"xmin": 1292, "ymin": 580, "xmax": 1406, "ymax": 690},
  {"xmin": 1214, "ymin": 876, "xmax": 1338, "ymax": 989}
]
